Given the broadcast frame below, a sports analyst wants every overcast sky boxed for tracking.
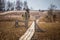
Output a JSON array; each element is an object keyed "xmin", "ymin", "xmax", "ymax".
[{"xmin": 7, "ymin": 0, "xmax": 60, "ymax": 10}]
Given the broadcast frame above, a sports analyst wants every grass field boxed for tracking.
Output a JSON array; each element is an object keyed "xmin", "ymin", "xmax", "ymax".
[
  {"xmin": 0, "ymin": 11, "xmax": 60, "ymax": 40},
  {"xmin": 0, "ymin": 11, "xmax": 33, "ymax": 40},
  {"xmin": 31, "ymin": 22, "xmax": 60, "ymax": 40},
  {"xmin": 0, "ymin": 21, "xmax": 32, "ymax": 40}
]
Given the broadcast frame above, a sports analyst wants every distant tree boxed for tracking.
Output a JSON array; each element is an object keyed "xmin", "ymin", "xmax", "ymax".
[
  {"xmin": 47, "ymin": 4, "xmax": 57, "ymax": 22},
  {"xmin": 7, "ymin": 1, "xmax": 12, "ymax": 11},
  {"xmin": 0, "ymin": 0, "xmax": 5, "ymax": 11},
  {"xmin": 0, "ymin": 2, "xmax": 3, "ymax": 11},
  {"xmin": 11, "ymin": 7, "xmax": 14, "ymax": 10},
  {"xmin": 16, "ymin": 0, "xmax": 23, "ymax": 10},
  {"xmin": 23, "ymin": 1, "xmax": 29, "ymax": 10},
  {"xmin": 39, "ymin": 9, "xmax": 40, "ymax": 12},
  {"xmin": 8, "ymin": 1, "xmax": 11, "ymax": 10},
  {"xmin": 10, "ymin": 2, "xmax": 14, "ymax": 11}
]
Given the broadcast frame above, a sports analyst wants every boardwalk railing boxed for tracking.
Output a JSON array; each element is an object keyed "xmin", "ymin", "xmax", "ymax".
[{"xmin": 19, "ymin": 21, "xmax": 35, "ymax": 40}]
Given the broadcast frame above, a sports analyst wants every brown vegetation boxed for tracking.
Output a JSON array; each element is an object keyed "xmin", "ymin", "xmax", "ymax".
[
  {"xmin": 32, "ymin": 22, "xmax": 60, "ymax": 40},
  {"xmin": 0, "ymin": 11, "xmax": 33, "ymax": 40}
]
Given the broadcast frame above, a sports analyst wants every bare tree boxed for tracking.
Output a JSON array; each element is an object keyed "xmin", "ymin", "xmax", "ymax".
[
  {"xmin": 16, "ymin": 0, "xmax": 23, "ymax": 10},
  {"xmin": 22, "ymin": 1, "xmax": 30, "ymax": 28},
  {"xmin": 23, "ymin": 1, "xmax": 29, "ymax": 10},
  {"xmin": 0, "ymin": 0, "xmax": 5, "ymax": 11},
  {"xmin": 23, "ymin": 1, "xmax": 30, "ymax": 20},
  {"xmin": 7, "ymin": 1, "xmax": 13, "ymax": 11},
  {"xmin": 47, "ymin": 4, "xmax": 57, "ymax": 22}
]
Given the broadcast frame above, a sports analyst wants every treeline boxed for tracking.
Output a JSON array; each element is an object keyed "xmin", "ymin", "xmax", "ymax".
[
  {"xmin": 46, "ymin": 4, "xmax": 59, "ymax": 22},
  {"xmin": 0, "ymin": 0, "xmax": 29, "ymax": 11}
]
